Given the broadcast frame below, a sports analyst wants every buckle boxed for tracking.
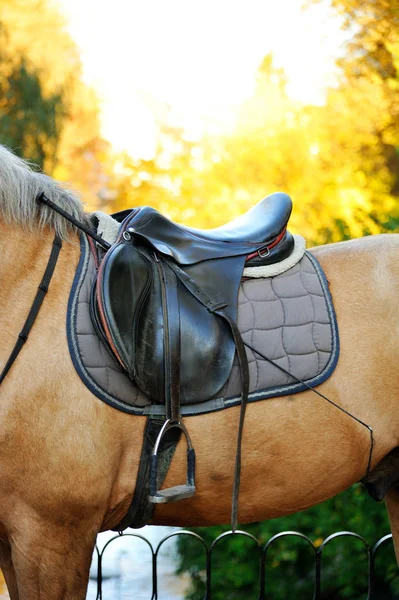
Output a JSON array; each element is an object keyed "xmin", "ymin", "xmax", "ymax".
[{"xmin": 258, "ymin": 246, "xmax": 270, "ymax": 258}]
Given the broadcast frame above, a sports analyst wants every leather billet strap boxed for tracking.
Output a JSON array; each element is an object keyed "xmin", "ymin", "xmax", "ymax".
[
  {"xmin": 0, "ymin": 235, "xmax": 62, "ymax": 385},
  {"xmin": 164, "ymin": 257, "xmax": 249, "ymax": 532},
  {"xmin": 155, "ymin": 256, "xmax": 181, "ymax": 422}
]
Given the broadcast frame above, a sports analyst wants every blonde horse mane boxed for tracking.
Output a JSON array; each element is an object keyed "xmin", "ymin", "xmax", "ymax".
[{"xmin": 0, "ymin": 144, "xmax": 89, "ymax": 240}]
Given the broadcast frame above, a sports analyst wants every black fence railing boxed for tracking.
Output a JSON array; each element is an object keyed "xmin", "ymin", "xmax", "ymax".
[{"xmin": 89, "ymin": 529, "xmax": 398, "ymax": 600}]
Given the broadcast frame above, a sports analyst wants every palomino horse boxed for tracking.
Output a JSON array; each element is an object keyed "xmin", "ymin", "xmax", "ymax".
[{"xmin": 0, "ymin": 144, "xmax": 398, "ymax": 599}]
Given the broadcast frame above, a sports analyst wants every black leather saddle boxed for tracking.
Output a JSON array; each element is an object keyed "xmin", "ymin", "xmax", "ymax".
[
  {"xmin": 94, "ymin": 192, "xmax": 292, "ymax": 403},
  {"xmin": 91, "ymin": 192, "xmax": 293, "ymax": 504}
]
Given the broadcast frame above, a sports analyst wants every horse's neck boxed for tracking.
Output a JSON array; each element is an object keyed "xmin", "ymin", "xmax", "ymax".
[
  {"xmin": 0, "ymin": 221, "xmax": 71, "ymax": 291},
  {"xmin": 0, "ymin": 222, "xmax": 79, "ymax": 360}
]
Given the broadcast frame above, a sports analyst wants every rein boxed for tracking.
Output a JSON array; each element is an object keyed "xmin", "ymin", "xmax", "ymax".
[
  {"xmin": 0, "ymin": 234, "xmax": 62, "ymax": 385},
  {"xmin": 37, "ymin": 193, "xmax": 110, "ymax": 251}
]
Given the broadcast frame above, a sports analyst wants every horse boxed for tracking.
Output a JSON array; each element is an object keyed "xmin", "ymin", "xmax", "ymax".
[{"xmin": 0, "ymin": 143, "xmax": 398, "ymax": 599}]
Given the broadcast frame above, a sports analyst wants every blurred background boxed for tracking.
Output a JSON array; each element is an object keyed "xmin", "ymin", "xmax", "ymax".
[{"xmin": 0, "ymin": 0, "xmax": 398, "ymax": 597}]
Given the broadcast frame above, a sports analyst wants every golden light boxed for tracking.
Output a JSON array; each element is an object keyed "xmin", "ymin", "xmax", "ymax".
[{"xmin": 59, "ymin": 0, "xmax": 345, "ymax": 158}]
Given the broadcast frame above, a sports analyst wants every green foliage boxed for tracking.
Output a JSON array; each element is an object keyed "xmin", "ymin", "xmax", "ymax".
[
  {"xmin": 177, "ymin": 485, "xmax": 399, "ymax": 599},
  {"xmin": 0, "ymin": 48, "xmax": 64, "ymax": 169},
  {"xmin": 323, "ymin": 0, "xmax": 399, "ymax": 200},
  {"xmin": 0, "ymin": 0, "xmax": 108, "ymax": 207}
]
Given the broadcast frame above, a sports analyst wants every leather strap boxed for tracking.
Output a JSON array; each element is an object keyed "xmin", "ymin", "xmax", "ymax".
[
  {"xmin": 156, "ymin": 255, "xmax": 181, "ymax": 419},
  {"xmin": 164, "ymin": 258, "xmax": 249, "ymax": 531},
  {"xmin": 0, "ymin": 235, "xmax": 62, "ymax": 385}
]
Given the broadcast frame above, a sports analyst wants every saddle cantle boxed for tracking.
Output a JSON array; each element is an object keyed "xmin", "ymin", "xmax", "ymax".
[{"xmin": 94, "ymin": 192, "xmax": 293, "ymax": 404}]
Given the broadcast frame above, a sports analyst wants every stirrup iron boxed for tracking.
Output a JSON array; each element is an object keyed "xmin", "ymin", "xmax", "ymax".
[{"xmin": 148, "ymin": 419, "xmax": 196, "ymax": 504}]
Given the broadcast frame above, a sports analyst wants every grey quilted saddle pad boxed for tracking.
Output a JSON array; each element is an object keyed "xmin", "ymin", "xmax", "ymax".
[{"xmin": 67, "ymin": 235, "xmax": 339, "ymax": 416}]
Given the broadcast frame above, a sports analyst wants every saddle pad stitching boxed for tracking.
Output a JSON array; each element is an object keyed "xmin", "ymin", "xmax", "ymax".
[
  {"xmin": 305, "ymin": 263, "xmax": 334, "ymax": 370},
  {"xmin": 217, "ymin": 251, "xmax": 339, "ymax": 412},
  {"xmin": 219, "ymin": 251, "xmax": 339, "ymax": 409},
  {"xmin": 244, "ymin": 284, "xmax": 259, "ymax": 390},
  {"xmin": 309, "ymin": 288, "xmax": 321, "ymax": 373},
  {"xmin": 216, "ymin": 253, "xmax": 339, "ymax": 408},
  {"xmin": 240, "ymin": 312, "xmax": 330, "ymax": 332},
  {"xmin": 67, "ymin": 239, "xmax": 339, "ymax": 416},
  {"xmin": 203, "ymin": 252, "xmax": 338, "ymax": 410},
  {"xmin": 98, "ymin": 336, "xmax": 112, "ymax": 392},
  {"xmin": 246, "ymin": 291, "xmax": 317, "ymax": 300},
  {"xmin": 76, "ymin": 279, "xmax": 121, "ymax": 379},
  {"xmin": 299, "ymin": 266, "xmax": 319, "ymax": 372},
  {"xmin": 270, "ymin": 274, "xmax": 291, "ymax": 380},
  {"xmin": 240, "ymin": 322, "xmax": 317, "ymax": 333},
  {"xmin": 310, "ymin": 255, "xmax": 334, "ymax": 374}
]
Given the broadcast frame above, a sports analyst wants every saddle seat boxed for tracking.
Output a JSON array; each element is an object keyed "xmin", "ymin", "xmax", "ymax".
[
  {"xmin": 114, "ymin": 192, "xmax": 293, "ymax": 265},
  {"xmin": 182, "ymin": 191, "xmax": 292, "ymax": 242}
]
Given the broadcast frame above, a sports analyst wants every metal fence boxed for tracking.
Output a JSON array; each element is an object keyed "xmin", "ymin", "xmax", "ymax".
[{"xmin": 90, "ymin": 529, "xmax": 397, "ymax": 600}]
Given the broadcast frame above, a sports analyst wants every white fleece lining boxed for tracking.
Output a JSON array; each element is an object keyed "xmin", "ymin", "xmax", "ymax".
[
  {"xmin": 243, "ymin": 234, "xmax": 306, "ymax": 278},
  {"xmin": 93, "ymin": 211, "xmax": 120, "ymax": 245}
]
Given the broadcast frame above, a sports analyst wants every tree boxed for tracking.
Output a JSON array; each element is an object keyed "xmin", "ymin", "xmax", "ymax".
[
  {"xmin": 0, "ymin": 0, "xmax": 109, "ymax": 207},
  {"xmin": 317, "ymin": 0, "xmax": 399, "ymax": 198},
  {"xmin": 0, "ymin": 25, "xmax": 64, "ymax": 170}
]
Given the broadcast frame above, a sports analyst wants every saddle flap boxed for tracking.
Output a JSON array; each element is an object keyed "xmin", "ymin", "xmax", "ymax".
[{"xmin": 96, "ymin": 240, "xmax": 241, "ymax": 404}]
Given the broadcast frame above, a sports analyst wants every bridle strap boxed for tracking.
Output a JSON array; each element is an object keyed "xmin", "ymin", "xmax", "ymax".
[{"xmin": 0, "ymin": 235, "xmax": 62, "ymax": 385}]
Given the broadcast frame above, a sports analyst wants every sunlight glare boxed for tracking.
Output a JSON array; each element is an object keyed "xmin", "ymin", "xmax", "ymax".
[{"xmin": 59, "ymin": 0, "xmax": 345, "ymax": 158}]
